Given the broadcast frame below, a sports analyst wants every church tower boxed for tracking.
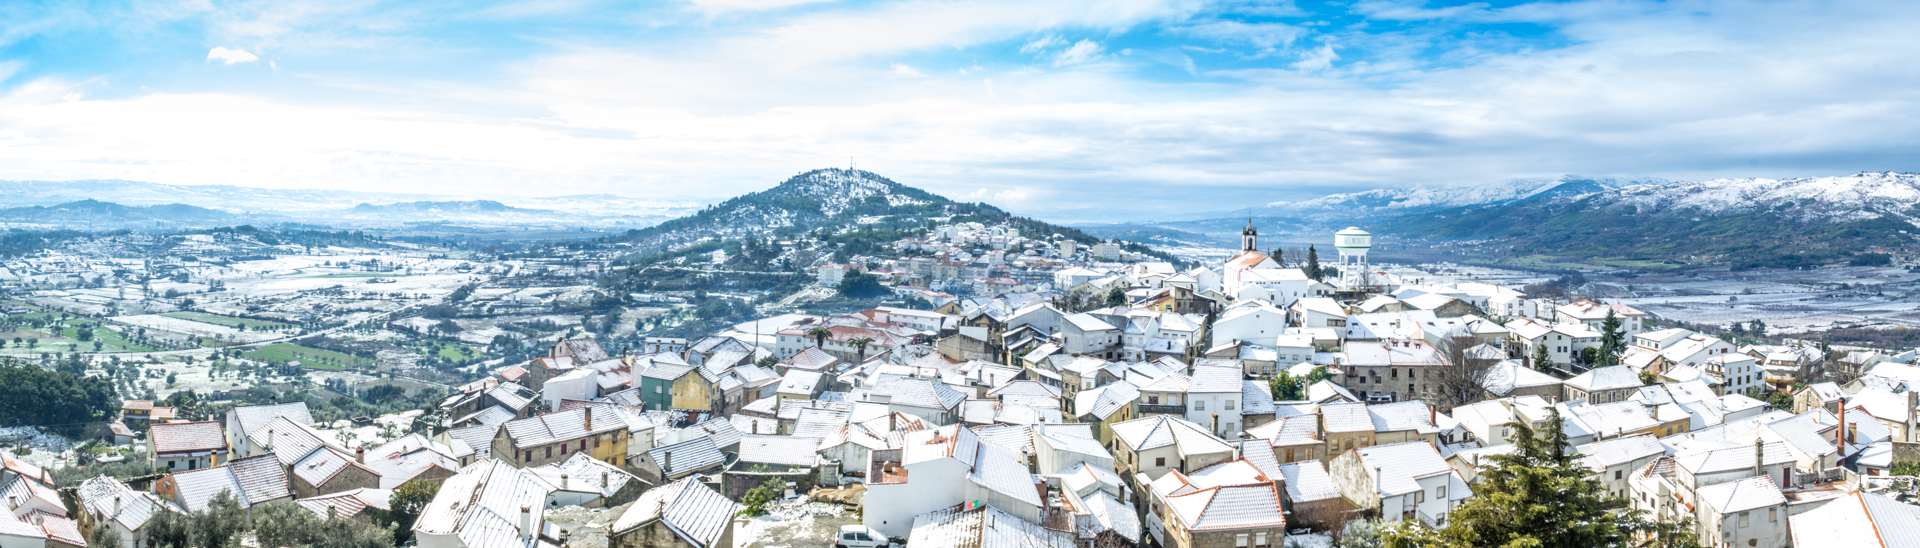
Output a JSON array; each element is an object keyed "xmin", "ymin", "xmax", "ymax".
[{"xmin": 1242, "ymin": 218, "xmax": 1258, "ymax": 253}]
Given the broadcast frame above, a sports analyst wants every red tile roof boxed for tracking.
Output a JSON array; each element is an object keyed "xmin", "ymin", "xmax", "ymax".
[{"xmin": 150, "ymin": 421, "xmax": 227, "ymax": 454}]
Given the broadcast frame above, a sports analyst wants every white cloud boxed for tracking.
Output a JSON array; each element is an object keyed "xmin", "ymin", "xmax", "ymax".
[
  {"xmin": 1052, "ymin": 39, "xmax": 1105, "ymax": 66},
  {"xmin": 1020, "ymin": 35, "xmax": 1064, "ymax": 54},
  {"xmin": 1290, "ymin": 42, "xmax": 1337, "ymax": 71},
  {"xmin": 1179, "ymin": 21, "xmax": 1307, "ymax": 52},
  {"xmin": 678, "ymin": 0, "xmax": 838, "ymax": 12},
  {"xmin": 1351, "ymin": 0, "xmax": 1493, "ymax": 21},
  {"xmin": 890, "ymin": 63, "xmax": 927, "ymax": 77},
  {"xmin": 206, "ymin": 47, "xmax": 259, "ymax": 64}
]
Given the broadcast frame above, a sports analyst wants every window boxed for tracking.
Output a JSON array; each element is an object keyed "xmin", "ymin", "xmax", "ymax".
[
  {"xmin": 1437, "ymin": 485, "xmax": 1446, "ymax": 499},
  {"xmin": 1236, "ymin": 534, "xmax": 1250, "ymax": 547},
  {"xmin": 1256, "ymin": 532, "xmax": 1269, "ymax": 547},
  {"xmin": 1769, "ymin": 508, "xmax": 1777, "ymax": 522},
  {"xmin": 1615, "ymin": 470, "xmax": 1622, "ymax": 480},
  {"xmin": 1739, "ymin": 511, "xmax": 1749, "ymax": 528},
  {"xmin": 654, "ymin": 386, "xmax": 662, "ymax": 393},
  {"xmin": 1414, "ymin": 490, "xmax": 1425, "ymax": 504},
  {"xmin": 1156, "ymin": 457, "xmax": 1166, "ymax": 467},
  {"xmin": 1195, "ymin": 400, "xmax": 1205, "ymax": 411},
  {"xmin": 1226, "ymin": 400, "xmax": 1236, "ymax": 410}
]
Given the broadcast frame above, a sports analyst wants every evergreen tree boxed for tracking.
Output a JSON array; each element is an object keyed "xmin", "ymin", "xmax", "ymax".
[
  {"xmin": 1306, "ymin": 246, "xmax": 1324, "ymax": 281},
  {"xmin": 1270, "ymin": 248, "xmax": 1286, "ymax": 267},
  {"xmin": 1106, "ymin": 286, "xmax": 1128, "ymax": 307},
  {"xmin": 1597, "ymin": 309, "xmax": 1626, "ymax": 367},
  {"xmin": 1270, "ymin": 370, "xmax": 1303, "ymax": 401},
  {"xmin": 1391, "ymin": 407, "xmax": 1636, "ymax": 548},
  {"xmin": 1531, "ymin": 342, "xmax": 1553, "ymax": 373}
]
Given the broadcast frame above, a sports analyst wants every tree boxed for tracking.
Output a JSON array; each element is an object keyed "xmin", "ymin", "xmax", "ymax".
[
  {"xmin": 144, "ymin": 505, "xmax": 191, "ymax": 548},
  {"xmin": 848, "ymin": 337, "xmax": 875, "ymax": 363},
  {"xmin": 1105, "ymin": 286, "xmax": 1128, "ymax": 307},
  {"xmin": 835, "ymin": 271, "xmax": 889, "ymax": 299},
  {"xmin": 1306, "ymin": 245, "xmax": 1324, "ymax": 281},
  {"xmin": 388, "ymin": 478, "xmax": 441, "ymax": 545},
  {"xmin": 88, "ymin": 522, "xmax": 121, "ymax": 548},
  {"xmin": 1271, "ymin": 370, "xmax": 1303, "ymax": 401},
  {"xmin": 167, "ymin": 372, "xmax": 178, "ymax": 387},
  {"xmin": 1419, "ymin": 407, "xmax": 1635, "ymax": 548},
  {"xmin": 1531, "ymin": 342, "xmax": 1553, "ymax": 373},
  {"xmin": 806, "ymin": 327, "xmax": 832, "ymax": 349},
  {"xmin": 740, "ymin": 484, "xmax": 777, "ymax": 517},
  {"xmin": 1633, "ymin": 515, "xmax": 1704, "ymax": 548},
  {"xmin": 189, "ymin": 490, "xmax": 248, "ymax": 548},
  {"xmin": 257, "ymin": 502, "xmax": 397, "ymax": 548},
  {"xmin": 1597, "ymin": 309, "xmax": 1625, "ymax": 367},
  {"xmin": 1749, "ymin": 319, "xmax": 1767, "ymax": 339},
  {"xmin": 1429, "ymin": 335, "xmax": 1488, "ymax": 413}
]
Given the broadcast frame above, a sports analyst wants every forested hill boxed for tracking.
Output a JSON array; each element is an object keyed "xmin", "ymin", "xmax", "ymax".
[
  {"xmin": 1381, "ymin": 172, "xmax": 1920, "ymax": 269},
  {"xmin": 607, "ymin": 168, "xmax": 1177, "ymax": 263}
]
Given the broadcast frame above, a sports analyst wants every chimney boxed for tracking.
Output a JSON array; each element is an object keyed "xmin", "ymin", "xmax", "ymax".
[
  {"xmin": 519, "ymin": 506, "xmax": 532, "ymax": 541},
  {"xmin": 1212, "ymin": 413, "xmax": 1220, "ymax": 437},
  {"xmin": 113, "ymin": 496, "xmax": 121, "ymax": 516},
  {"xmin": 561, "ymin": 473, "xmax": 569, "ymax": 490},
  {"xmin": 664, "ymin": 452, "xmax": 673, "ymax": 475},
  {"xmin": 601, "ymin": 472, "xmax": 609, "ymax": 489},
  {"xmin": 1430, "ymin": 404, "xmax": 1437, "ymax": 426},
  {"xmin": 1838, "ymin": 402, "xmax": 1849, "ymax": 458},
  {"xmin": 1316, "ymin": 414, "xmax": 1325, "ymax": 439},
  {"xmin": 356, "ymin": 446, "xmax": 365, "ymax": 464},
  {"xmin": 1753, "ymin": 439, "xmax": 1765, "ymax": 478},
  {"xmin": 585, "ymin": 407, "xmax": 593, "ymax": 431}
]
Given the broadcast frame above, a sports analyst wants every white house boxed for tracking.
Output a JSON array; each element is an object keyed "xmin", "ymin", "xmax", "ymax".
[
  {"xmin": 1555, "ymin": 300, "xmax": 1646, "ymax": 336},
  {"xmin": 1186, "ymin": 365, "xmax": 1246, "ymax": 438},
  {"xmin": 1212, "ymin": 302, "xmax": 1291, "ymax": 347},
  {"xmin": 1328, "ymin": 441, "xmax": 1471, "ymax": 526}
]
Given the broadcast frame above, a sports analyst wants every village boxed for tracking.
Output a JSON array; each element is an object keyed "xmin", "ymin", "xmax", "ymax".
[{"xmin": 3, "ymin": 221, "xmax": 1918, "ymax": 548}]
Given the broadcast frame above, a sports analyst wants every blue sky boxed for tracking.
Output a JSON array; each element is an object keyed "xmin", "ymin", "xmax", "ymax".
[{"xmin": 1, "ymin": 0, "xmax": 1917, "ymax": 221}]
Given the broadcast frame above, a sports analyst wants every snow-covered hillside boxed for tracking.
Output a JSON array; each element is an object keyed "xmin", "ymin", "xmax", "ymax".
[
  {"xmin": 1599, "ymin": 172, "xmax": 1920, "ymax": 223},
  {"xmin": 1269, "ymin": 175, "xmax": 1668, "ymax": 219},
  {"xmin": 612, "ymin": 168, "xmax": 958, "ymax": 253}
]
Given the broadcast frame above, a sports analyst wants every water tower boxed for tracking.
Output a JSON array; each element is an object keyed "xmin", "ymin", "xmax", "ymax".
[{"xmin": 1335, "ymin": 227, "xmax": 1372, "ymax": 290}]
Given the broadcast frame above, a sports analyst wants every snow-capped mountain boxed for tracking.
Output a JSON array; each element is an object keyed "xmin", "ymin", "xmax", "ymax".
[
  {"xmin": 611, "ymin": 168, "xmax": 967, "ymax": 253},
  {"xmin": 1380, "ymin": 172, "xmax": 1920, "ymax": 268},
  {"xmin": 1261, "ymin": 175, "xmax": 1668, "ymax": 221},
  {"xmin": 1594, "ymin": 172, "xmax": 1920, "ymax": 223}
]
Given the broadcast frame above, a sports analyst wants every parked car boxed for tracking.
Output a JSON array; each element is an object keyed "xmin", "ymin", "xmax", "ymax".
[{"xmin": 835, "ymin": 525, "xmax": 890, "ymax": 548}]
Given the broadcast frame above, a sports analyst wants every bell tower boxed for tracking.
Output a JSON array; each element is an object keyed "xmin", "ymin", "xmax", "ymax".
[{"xmin": 1241, "ymin": 218, "xmax": 1258, "ymax": 253}]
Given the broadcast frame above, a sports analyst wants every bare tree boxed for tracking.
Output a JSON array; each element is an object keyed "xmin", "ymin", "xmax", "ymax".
[{"xmin": 1425, "ymin": 334, "xmax": 1490, "ymax": 413}]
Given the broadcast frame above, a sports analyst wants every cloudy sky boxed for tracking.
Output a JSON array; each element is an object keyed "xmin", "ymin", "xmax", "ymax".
[{"xmin": 1, "ymin": 0, "xmax": 1916, "ymax": 221}]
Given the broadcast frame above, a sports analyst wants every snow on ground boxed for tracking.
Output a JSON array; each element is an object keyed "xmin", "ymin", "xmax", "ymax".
[
  {"xmin": 1286, "ymin": 533, "xmax": 1334, "ymax": 548},
  {"xmin": 735, "ymin": 497, "xmax": 860, "ymax": 548}
]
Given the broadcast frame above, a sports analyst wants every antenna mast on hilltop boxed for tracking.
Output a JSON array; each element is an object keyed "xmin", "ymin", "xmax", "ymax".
[{"xmin": 849, "ymin": 157, "xmax": 855, "ymax": 171}]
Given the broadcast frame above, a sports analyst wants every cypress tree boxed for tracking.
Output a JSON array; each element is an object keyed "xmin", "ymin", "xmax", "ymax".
[
  {"xmin": 1598, "ymin": 309, "xmax": 1625, "ymax": 366},
  {"xmin": 1306, "ymin": 245, "xmax": 1323, "ymax": 281},
  {"xmin": 1531, "ymin": 342, "xmax": 1553, "ymax": 373}
]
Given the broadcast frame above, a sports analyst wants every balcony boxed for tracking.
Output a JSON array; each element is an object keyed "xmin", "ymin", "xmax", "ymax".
[{"xmin": 1138, "ymin": 404, "xmax": 1187, "ymax": 416}]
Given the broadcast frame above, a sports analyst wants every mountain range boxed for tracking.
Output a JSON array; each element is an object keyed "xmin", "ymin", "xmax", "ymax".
[
  {"xmin": 0, "ymin": 179, "xmax": 705, "ymax": 228},
  {"xmin": 1376, "ymin": 172, "xmax": 1920, "ymax": 268}
]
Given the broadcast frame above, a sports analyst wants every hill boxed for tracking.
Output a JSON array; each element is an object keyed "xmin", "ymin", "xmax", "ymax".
[
  {"xmin": 1381, "ymin": 172, "xmax": 1920, "ymax": 269},
  {"xmin": 610, "ymin": 168, "xmax": 1173, "ymax": 262},
  {"xmin": 0, "ymin": 199, "xmax": 234, "ymax": 224}
]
